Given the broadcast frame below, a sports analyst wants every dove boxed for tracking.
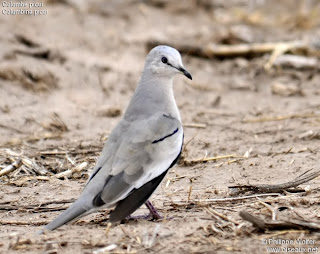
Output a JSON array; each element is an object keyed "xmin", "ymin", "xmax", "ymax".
[{"xmin": 44, "ymin": 45, "xmax": 192, "ymax": 231}]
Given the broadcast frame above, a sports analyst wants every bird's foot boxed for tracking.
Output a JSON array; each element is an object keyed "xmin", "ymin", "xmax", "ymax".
[
  {"xmin": 125, "ymin": 200, "xmax": 163, "ymax": 221},
  {"xmin": 125, "ymin": 213, "xmax": 160, "ymax": 221}
]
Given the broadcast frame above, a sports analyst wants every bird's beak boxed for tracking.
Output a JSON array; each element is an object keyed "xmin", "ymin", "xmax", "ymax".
[{"xmin": 179, "ymin": 66, "xmax": 192, "ymax": 80}]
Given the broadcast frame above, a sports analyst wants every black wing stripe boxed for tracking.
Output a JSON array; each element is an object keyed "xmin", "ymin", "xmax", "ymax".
[
  {"xmin": 152, "ymin": 128, "xmax": 179, "ymax": 144},
  {"xmin": 87, "ymin": 166, "xmax": 102, "ymax": 183}
]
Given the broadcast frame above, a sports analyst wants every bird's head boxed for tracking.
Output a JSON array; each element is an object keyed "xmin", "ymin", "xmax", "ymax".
[{"xmin": 144, "ymin": 45, "xmax": 192, "ymax": 80}]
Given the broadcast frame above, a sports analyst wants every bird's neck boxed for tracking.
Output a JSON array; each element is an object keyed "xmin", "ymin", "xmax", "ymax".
[{"xmin": 124, "ymin": 73, "xmax": 180, "ymax": 121}]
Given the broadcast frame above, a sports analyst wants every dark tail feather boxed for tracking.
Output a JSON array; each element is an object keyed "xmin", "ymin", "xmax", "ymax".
[
  {"xmin": 109, "ymin": 169, "xmax": 169, "ymax": 222},
  {"xmin": 110, "ymin": 147, "xmax": 183, "ymax": 223}
]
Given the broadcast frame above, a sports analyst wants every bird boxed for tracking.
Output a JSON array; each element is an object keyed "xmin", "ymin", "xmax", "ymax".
[{"xmin": 44, "ymin": 45, "xmax": 192, "ymax": 231}]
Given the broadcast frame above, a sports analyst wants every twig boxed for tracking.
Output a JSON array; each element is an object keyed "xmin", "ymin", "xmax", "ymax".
[
  {"xmin": 146, "ymin": 40, "xmax": 318, "ymax": 58},
  {"xmin": 105, "ymin": 222, "xmax": 112, "ymax": 236},
  {"xmin": 227, "ymin": 158, "xmax": 242, "ymax": 164},
  {"xmin": 93, "ymin": 244, "xmax": 118, "ymax": 254},
  {"xmin": 195, "ymin": 193, "xmax": 281, "ymax": 202},
  {"xmin": 21, "ymin": 158, "xmax": 48, "ymax": 175},
  {"xmin": 183, "ymin": 154, "xmax": 243, "ymax": 166},
  {"xmin": 229, "ymin": 168, "xmax": 320, "ymax": 193},
  {"xmin": 198, "ymin": 154, "xmax": 243, "ymax": 162},
  {"xmin": 39, "ymin": 148, "xmax": 101, "ymax": 156},
  {"xmin": 14, "ymin": 48, "xmax": 51, "ymax": 59},
  {"xmin": 0, "ymin": 205, "xmax": 68, "ymax": 212},
  {"xmin": 54, "ymin": 161, "xmax": 88, "ymax": 179},
  {"xmin": 0, "ymin": 220, "xmax": 47, "ymax": 226},
  {"xmin": 257, "ymin": 199, "xmax": 278, "ymax": 220},
  {"xmin": 256, "ymin": 230, "xmax": 308, "ymax": 240},
  {"xmin": 38, "ymin": 198, "xmax": 75, "ymax": 206},
  {"xmin": 264, "ymin": 43, "xmax": 292, "ymax": 70},
  {"xmin": 239, "ymin": 210, "xmax": 320, "ymax": 231},
  {"xmin": 0, "ymin": 159, "xmax": 22, "ymax": 177},
  {"xmin": 167, "ymin": 193, "xmax": 281, "ymax": 207},
  {"xmin": 2, "ymin": 149, "xmax": 48, "ymax": 176},
  {"xmin": 0, "ymin": 198, "xmax": 75, "ymax": 211},
  {"xmin": 242, "ymin": 113, "xmax": 320, "ymax": 123},
  {"xmin": 204, "ymin": 207, "xmax": 239, "ymax": 225},
  {"xmin": 273, "ymin": 54, "xmax": 319, "ymax": 70},
  {"xmin": 183, "ymin": 123, "xmax": 207, "ymax": 129},
  {"xmin": 207, "ymin": 224, "xmax": 223, "ymax": 234},
  {"xmin": 187, "ymin": 185, "xmax": 192, "ymax": 202}
]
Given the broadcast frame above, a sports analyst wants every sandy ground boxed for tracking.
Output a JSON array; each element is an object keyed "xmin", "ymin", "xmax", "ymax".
[{"xmin": 1, "ymin": 0, "xmax": 320, "ymax": 253}]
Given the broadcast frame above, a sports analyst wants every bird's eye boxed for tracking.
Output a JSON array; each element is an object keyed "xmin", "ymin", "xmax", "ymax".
[{"xmin": 161, "ymin": 57, "xmax": 168, "ymax": 64}]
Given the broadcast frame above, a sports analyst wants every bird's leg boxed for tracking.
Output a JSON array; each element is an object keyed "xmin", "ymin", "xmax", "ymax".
[
  {"xmin": 125, "ymin": 200, "xmax": 163, "ymax": 221},
  {"xmin": 145, "ymin": 200, "xmax": 163, "ymax": 220}
]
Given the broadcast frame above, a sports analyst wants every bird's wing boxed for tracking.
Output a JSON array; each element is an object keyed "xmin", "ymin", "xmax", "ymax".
[
  {"xmin": 90, "ymin": 112, "xmax": 183, "ymax": 208},
  {"xmin": 44, "ymin": 113, "xmax": 183, "ymax": 231}
]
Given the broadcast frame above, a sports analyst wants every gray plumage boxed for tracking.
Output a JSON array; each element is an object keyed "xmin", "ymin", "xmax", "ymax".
[{"xmin": 44, "ymin": 45, "xmax": 192, "ymax": 231}]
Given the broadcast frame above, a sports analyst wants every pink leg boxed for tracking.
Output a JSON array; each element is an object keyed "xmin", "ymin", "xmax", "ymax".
[
  {"xmin": 145, "ymin": 200, "xmax": 163, "ymax": 220},
  {"xmin": 126, "ymin": 200, "xmax": 163, "ymax": 221}
]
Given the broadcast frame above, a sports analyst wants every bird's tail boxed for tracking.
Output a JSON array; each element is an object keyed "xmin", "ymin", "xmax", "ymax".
[{"xmin": 44, "ymin": 198, "xmax": 88, "ymax": 231}]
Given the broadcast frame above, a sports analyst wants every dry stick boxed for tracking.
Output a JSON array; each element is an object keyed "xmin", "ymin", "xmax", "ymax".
[
  {"xmin": 0, "ymin": 198, "xmax": 75, "ymax": 211},
  {"xmin": 264, "ymin": 43, "xmax": 291, "ymax": 70},
  {"xmin": 204, "ymin": 207, "xmax": 239, "ymax": 225},
  {"xmin": 146, "ymin": 40, "xmax": 316, "ymax": 58},
  {"xmin": 3, "ymin": 149, "xmax": 48, "ymax": 176},
  {"xmin": 93, "ymin": 244, "xmax": 118, "ymax": 254},
  {"xmin": 0, "ymin": 220, "xmax": 47, "ymax": 226},
  {"xmin": 257, "ymin": 199, "xmax": 278, "ymax": 221},
  {"xmin": 229, "ymin": 168, "xmax": 320, "ymax": 193},
  {"xmin": 183, "ymin": 154, "xmax": 243, "ymax": 166},
  {"xmin": 273, "ymin": 54, "xmax": 319, "ymax": 70},
  {"xmin": 242, "ymin": 113, "xmax": 320, "ymax": 123},
  {"xmin": 54, "ymin": 161, "xmax": 88, "ymax": 179},
  {"xmin": 205, "ymin": 41, "xmax": 309, "ymax": 58},
  {"xmin": 196, "ymin": 193, "xmax": 281, "ymax": 203},
  {"xmin": 168, "ymin": 193, "xmax": 281, "ymax": 207},
  {"xmin": 183, "ymin": 123, "xmax": 207, "ymax": 129},
  {"xmin": 257, "ymin": 230, "xmax": 309, "ymax": 240},
  {"xmin": 204, "ymin": 209, "xmax": 225, "ymax": 224},
  {"xmin": 14, "ymin": 48, "xmax": 51, "ymax": 59},
  {"xmin": 201, "ymin": 155, "xmax": 243, "ymax": 162},
  {"xmin": 105, "ymin": 222, "xmax": 112, "ymax": 236},
  {"xmin": 0, "ymin": 205, "xmax": 68, "ymax": 212},
  {"xmin": 39, "ymin": 148, "xmax": 101, "ymax": 155},
  {"xmin": 239, "ymin": 211, "xmax": 320, "ymax": 231},
  {"xmin": 3, "ymin": 149, "xmax": 21, "ymax": 157},
  {"xmin": 21, "ymin": 158, "xmax": 48, "ymax": 175},
  {"xmin": 209, "ymin": 224, "xmax": 223, "ymax": 233},
  {"xmin": 38, "ymin": 198, "xmax": 75, "ymax": 206},
  {"xmin": 0, "ymin": 159, "xmax": 22, "ymax": 177},
  {"xmin": 187, "ymin": 185, "xmax": 193, "ymax": 202}
]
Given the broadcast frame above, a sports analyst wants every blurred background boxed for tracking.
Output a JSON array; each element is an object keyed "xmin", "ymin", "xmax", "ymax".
[{"xmin": 0, "ymin": 0, "xmax": 319, "ymax": 147}]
